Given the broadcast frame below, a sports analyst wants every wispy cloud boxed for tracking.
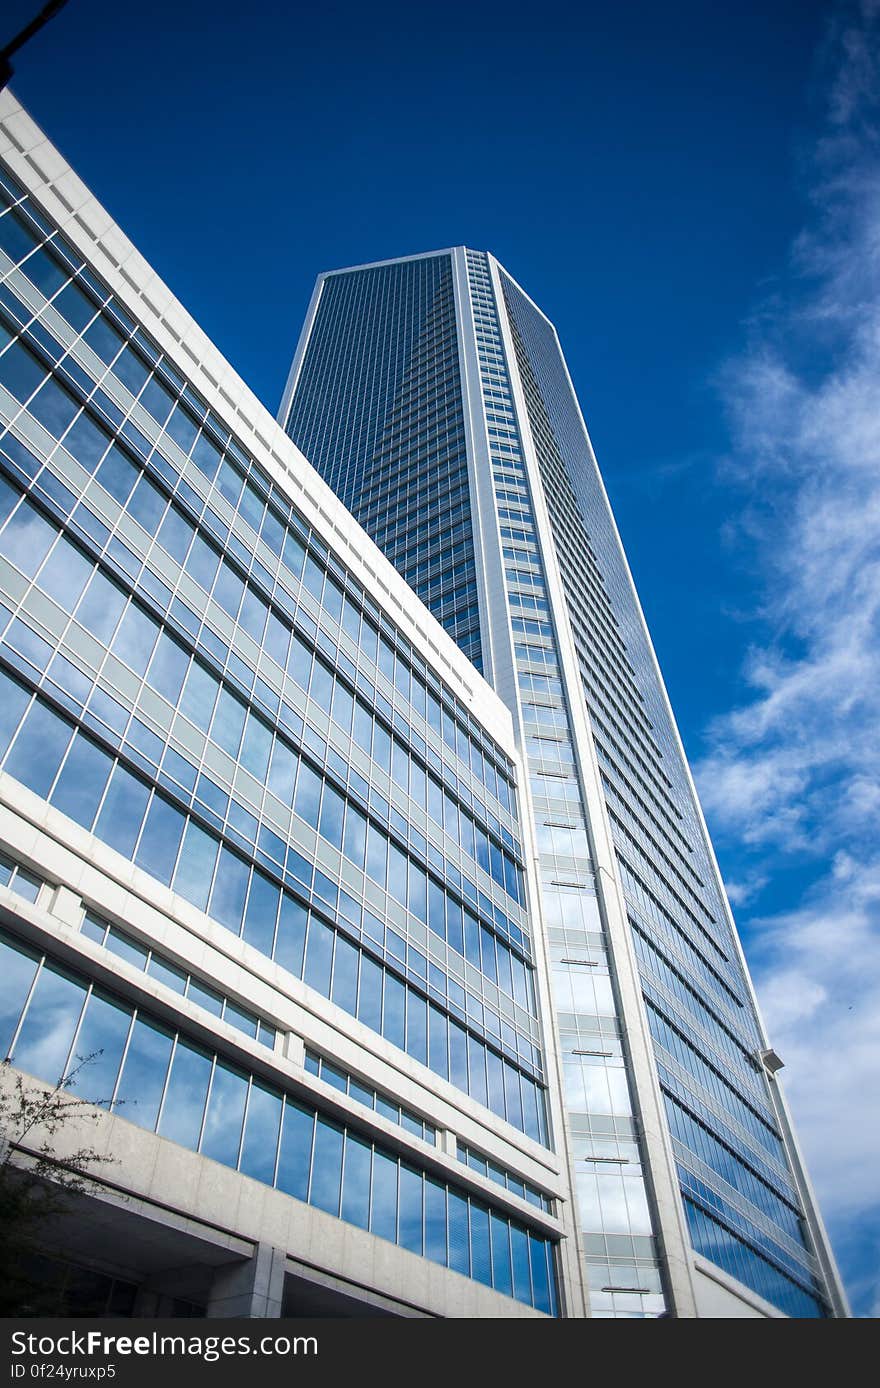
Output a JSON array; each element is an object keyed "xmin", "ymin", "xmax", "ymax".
[{"xmin": 694, "ymin": 0, "xmax": 880, "ymax": 1315}]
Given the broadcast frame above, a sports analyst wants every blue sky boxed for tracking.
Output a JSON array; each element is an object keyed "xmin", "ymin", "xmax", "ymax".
[{"xmin": 4, "ymin": 0, "xmax": 877, "ymax": 1317}]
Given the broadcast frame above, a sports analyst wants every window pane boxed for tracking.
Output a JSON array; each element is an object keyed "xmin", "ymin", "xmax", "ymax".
[
  {"xmin": 0, "ymin": 673, "xmax": 30, "ymax": 761},
  {"xmin": 490, "ymin": 1214, "xmax": 513, "ymax": 1297},
  {"xmin": 211, "ymin": 687, "xmax": 246, "ymax": 756},
  {"xmin": 13, "ymin": 963, "xmax": 86, "ymax": 1084},
  {"xmin": 274, "ymin": 894, "xmax": 307, "ymax": 977},
  {"xmin": 310, "ymin": 1116, "xmax": 344, "ymax": 1215},
  {"xmin": 341, "ymin": 1133, "xmax": 372, "ymax": 1231},
  {"xmin": 357, "ymin": 955, "xmax": 383, "ymax": 1033},
  {"xmin": 293, "ymin": 760, "xmax": 321, "ymax": 828},
  {"xmin": 147, "ymin": 632, "xmax": 189, "ymax": 705},
  {"xmin": 112, "ymin": 604, "xmax": 159, "ymax": 676},
  {"xmin": 331, "ymin": 936, "xmax": 359, "ymax": 1015},
  {"xmin": 209, "ymin": 847, "xmax": 250, "ymax": 934},
  {"xmin": 50, "ymin": 734, "xmax": 112, "ymax": 830},
  {"xmin": 529, "ymin": 1235, "xmax": 553, "ymax": 1316},
  {"xmin": 134, "ymin": 794, "xmax": 184, "ymax": 885},
  {"xmin": 276, "ymin": 1099, "xmax": 314, "ymax": 1201},
  {"xmin": 173, "ymin": 819, "xmax": 218, "ymax": 912},
  {"xmin": 67, "ymin": 990, "xmax": 131, "ymax": 1106},
  {"xmin": 201, "ymin": 1061, "xmax": 248, "ymax": 1167},
  {"xmin": 511, "ymin": 1225, "xmax": 532, "ymax": 1305},
  {"xmin": 424, "ymin": 1178, "xmax": 447, "ymax": 1266},
  {"xmin": 0, "ymin": 932, "xmax": 40, "ymax": 1058},
  {"xmin": 470, "ymin": 1203, "xmax": 492, "ymax": 1287},
  {"xmin": 267, "ymin": 739, "xmax": 296, "ymax": 803},
  {"xmin": 370, "ymin": 1149, "xmax": 398, "ymax": 1242},
  {"xmin": 428, "ymin": 1006, "xmax": 448, "ymax": 1081},
  {"xmin": 94, "ymin": 763, "xmax": 149, "ymax": 859},
  {"xmin": 303, "ymin": 916, "xmax": 333, "ymax": 997},
  {"xmin": 407, "ymin": 992, "xmax": 427, "ymax": 1066},
  {"xmin": 240, "ymin": 1082, "xmax": 282, "ymax": 1185},
  {"xmin": 448, "ymin": 1190, "xmax": 470, "ymax": 1276},
  {"xmin": 398, "ymin": 1162, "xmax": 423, "ymax": 1255},
  {"xmin": 5, "ymin": 699, "xmax": 72, "ymax": 798},
  {"xmin": 114, "ymin": 1015, "xmax": 173, "ymax": 1131},
  {"xmin": 382, "ymin": 974, "xmax": 405, "ymax": 1051},
  {"xmin": 242, "ymin": 871, "xmax": 279, "ymax": 956},
  {"xmin": 75, "ymin": 570, "xmax": 126, "ymax": 643},
  {"xmin": 37, "ymin": 536, "xmax": 92, "ymax": 609}
]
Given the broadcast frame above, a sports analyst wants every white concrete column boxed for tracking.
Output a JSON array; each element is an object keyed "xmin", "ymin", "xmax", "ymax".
[{"xmin": 206, "ymin": 1243, "xmax": 286, "ymax": 1319}]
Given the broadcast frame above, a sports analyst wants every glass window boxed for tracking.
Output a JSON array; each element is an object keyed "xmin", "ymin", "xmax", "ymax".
[
  {"xmin": 134, "ymin": 794, "xmax": 184, "ymax": 886},
  {"xmin": 0, "ymin": 340, "xmax": 44, "ymax": 402},
  {"xmin": 185, "ymin": 534, "xmax": 220, "ymax": 592},
  {"xmin": 156, "ymin": 505, "xmax": 193, "ymax": 563},
  {"xmin": 178, "ymin": 661, "xmax": 219, "ymax": 732},
  {"xmin": 128, "ymin": 476, "xmax": 167, "ymax": 536},
  {"xmin": 239, "ymin": 1082, "xmax": 282, "ymax": 1185},
  {"xmin": 0, "ymin": 932, "xmax": 40, "ymax": 1058},
  {"xmin": 424, "ymin": 1178, "xmax": 447, "ymax": 1266},
  {"xmin": 448, "ymin": 1189, "xmax": 470, "ymax": 1277},
  {"xmin": 114, "ymin": 1015, "xmax": 173, "ymax": 1131},
  {"xmin": 341, "ymin": 803, "xmax": 366, "ymax": 868},
  {"xmin": 398, "ymin": 1162, "xmax": 423, "ymax": 1256},
  {"xmin": 1, "ymin": 498, "xmax": 58, "ymax": 577},
  {"xmin": 365, "ymin": 824, "xmax": 387, "ymax": 886},
  {"xmin": 191, "ymin": 432, "xmax": 220, "ymax": 481},
  {"xmin": 10, "ymin": 962, "xmax": 85, "ymax": 1083},
  {"xmin": 75, "ymin": 570, "xmax": 126, "ymax": 643},
  {"xmin": 267, "ymin": 737, "xmax": 297, "ymax": 804},
  {"xmin": 66, "ymin": 991, "xmax": 131, "ymax": 1106},
  {"xmin": 4, "ymin": 700, "xmax": 72, "ymax": 799},
  {"xmin": 448, "ymin": 1022, "xmax": 469, "ymax": 1094},
  {"xmin": 274, "ymin": 894, "xmax": 307, "ymax": 977},
  {"xmin": 94, "ymin": 763, "xmax": 149, "ymax": 859},
  {"xmin": 357, "ymin": 955, "xmax": 383, "ymax": 1033},
  {"xmin": 147, "ymin": 632, "xmax": 189, "ymax": 705},
  {"xmin": 210, "ymin": 686, "xmax": 247, "ymax": 757},
  {"xmin": 318, "ymin": 783, "xmax": 345, "ymax": 851},
  {"xmin": 36, "ymin": 535, "xmax": 92, "ymax": 609},
  {"xmin": 201, "ymin": 1061, "xmax": 248, "ymax": 1167},
  {"xmin": 406, "ymin": 991, "xmax": 427, "ymax": 1066},
  {"xmin": 173, "ymin": 820, "xmax": 218, "ymax": 912},
  {"xmin": 331, "ymin": 936, "xmax": 359, "ymax": 1015},
  {"xmin": 370, "ymin": 1149, "xmax": 398, "ymax": 1243},
  {"xmin": 96, "ymin": 445, "xmax": 138, "ymax": 505},
  {"xmin": 310, "ymin": 1116, "xmax": 344, "ymax": 1215},
  {"xmin": 112, "ymin": 603, "xmax": 159, "ymax": 677},
  {"xmin": 529, "ymin": 1234, "xmax": 553, "ymax": 1315},
  {"xmin": 276, "ymin": 1099, "xmax": 314, "ymax": 1202},
  {"xmin": 212, "ymin": 563, "xmax": 244, "ymax": 620},
  {"xmin": 428, "ymin": 1006, "xmax": 448, "ymax": 1082},
  {"xmin": 490, "ymin": 1214, "xmax": 513, "ymax": 1297},
  {"xmin": 341, "ymin": 1133, "xmax": 372, "ymax": 1230},
  {"xmin": 242, "ymin": 871, "xmax": 279, "ymax": 956},
  {"xmin": 293, "ymin": 760, "xmax": 321, "ymax": 828},
  {"xmin": 50, "ymin": 734, "xmax": 112, "ymax": 830},
  {"xmin": 510, "ymin": 1225, "xmax": 531, "ymax": 1305},
  {"xmin": 240, "ymin": 713, "xmax": 272, "ymax": 780},
  {"xmin": 470, "ymin": 1203, "xmax": 492, "ymax": 1287},
  {"xmin": 209, "ymin": 847, "xmax": 250, "ymax": 934},
  {"xmin": 382, "ymin": 974, "xmax": 406, "ymax": 1051},
  {"xmin": 303, "ymin": 916, "xmax": 333, "ymax": 997}
]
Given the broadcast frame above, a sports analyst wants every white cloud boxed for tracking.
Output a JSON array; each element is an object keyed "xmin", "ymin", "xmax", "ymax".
[{"xmin": 694, "ymin": 0, "xmax": 880, "ymax": 1315}]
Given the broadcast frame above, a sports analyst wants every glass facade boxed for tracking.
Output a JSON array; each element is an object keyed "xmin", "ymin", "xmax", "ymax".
[
  {"xmin": 0, "ymin": 927, "xmax": 556, "ymax": 1313},
  {"xmin": 282, "ymin": 247, "xmax": 839, "ymax": 1319},
  {"xmin": 283, "ymin": 257, "xmax": 483, "ymax": 668},
  {"xmin": 0, "ymin": 152, "xmax": 561, "ymax": 1318}
]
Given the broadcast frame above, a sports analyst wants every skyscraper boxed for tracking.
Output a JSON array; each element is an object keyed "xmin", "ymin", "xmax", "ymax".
[
  {"xmin": 280, "ymin": 249, "xmax": 848, "ymax": 1318},
  {"xmin": 0, "ymin": 94, "xmax": 571, "ymax": 1319}
]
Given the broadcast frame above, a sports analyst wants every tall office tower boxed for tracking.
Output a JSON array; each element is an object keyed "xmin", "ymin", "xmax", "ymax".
[
  {"xmin": 0, "ymin": 93, "xmax": 575, "ymax": 1319},
  {"xmin": 281, "ymin": 250, "xmax": 848, "ymax": 1319}
]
